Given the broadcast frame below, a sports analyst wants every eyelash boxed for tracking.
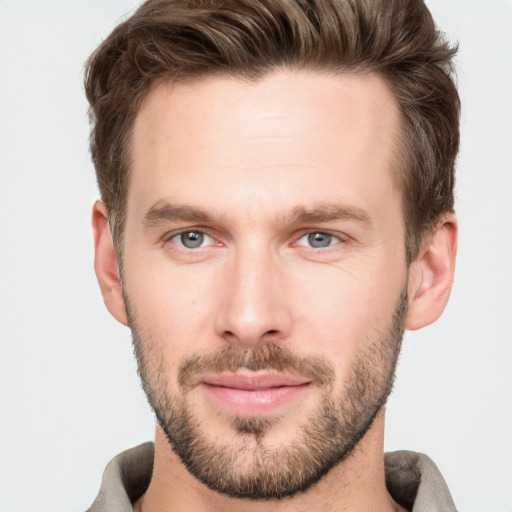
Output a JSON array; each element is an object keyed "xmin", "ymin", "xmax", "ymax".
[
  {"xmin": 167, "ymin": 230, "xmax": 217, "ymax": 249},
  {"xmin": 294, "ymin": 231, "xmax": 343, "ymax": 249},
  {"xmin": 165, "ymin": 229, "xmax": 345, "ymax": 252}
]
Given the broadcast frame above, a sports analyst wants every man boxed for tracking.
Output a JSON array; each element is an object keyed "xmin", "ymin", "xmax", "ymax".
[{"xmin": 85, "ymin": 0, "xmax": 459, "ymax": 510}]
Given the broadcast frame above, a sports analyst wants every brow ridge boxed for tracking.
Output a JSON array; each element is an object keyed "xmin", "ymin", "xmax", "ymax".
[{"xmin": 142, "ymin": 200, "xmax": 372, "ymax": 228}]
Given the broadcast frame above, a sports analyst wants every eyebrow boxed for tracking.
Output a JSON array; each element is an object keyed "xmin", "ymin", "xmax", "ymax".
[
  {"xmin": 289, "ymin": 204, "xmax": 371, "ymax": 226},
  {"xmin": 143, "ymin": 203, "xmax": 215, "ymax": 227},
  {"xmin": 143, "ymin": 201, "xmax": 372, "ymax": 228}
]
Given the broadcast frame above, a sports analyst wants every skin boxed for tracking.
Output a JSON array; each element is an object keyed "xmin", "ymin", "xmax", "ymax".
[{"xmin": 93, "ymin": 70, "xmax": 457, "ymax": 512}]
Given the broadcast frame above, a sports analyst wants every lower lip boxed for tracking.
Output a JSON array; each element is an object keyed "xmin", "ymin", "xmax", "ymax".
[{"xmin": 201, "ymin": 382, "xmax": 311, "ymax": 416}]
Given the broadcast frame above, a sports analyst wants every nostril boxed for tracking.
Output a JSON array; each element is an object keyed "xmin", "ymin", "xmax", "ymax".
[{"xmin": 265, "ymin": 330, "xmax": 278, "ymax": 335}]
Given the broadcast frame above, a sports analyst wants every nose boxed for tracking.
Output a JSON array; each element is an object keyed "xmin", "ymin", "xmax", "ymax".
[{"xmin": 214, "ymin": 244, "xmax": 293, "ymax": 348}]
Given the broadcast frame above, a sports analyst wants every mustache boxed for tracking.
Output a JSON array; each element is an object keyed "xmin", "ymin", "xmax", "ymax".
[{"xmin": 178, "ymin": 343, "xmax": 335, "ymax": 389}]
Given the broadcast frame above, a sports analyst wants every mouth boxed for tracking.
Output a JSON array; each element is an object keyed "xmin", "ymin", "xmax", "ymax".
[{"xmin": 200, "ymin": 372, "xmax": 312, "ymax": 416}]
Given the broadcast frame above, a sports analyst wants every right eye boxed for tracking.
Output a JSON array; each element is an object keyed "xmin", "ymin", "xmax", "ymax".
[{"xmin": 170, "ymin": 231, "xmax": 215, "ymax": 249}]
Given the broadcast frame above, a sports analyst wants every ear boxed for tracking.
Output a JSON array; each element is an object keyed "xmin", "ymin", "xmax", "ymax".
[
  {"xmin": 405, "ymin": 213, "xmax": 458, "ymax": 331},
  {"xmin": 92, "ymin": 201, "xmax": 128, "ymax": 326}
]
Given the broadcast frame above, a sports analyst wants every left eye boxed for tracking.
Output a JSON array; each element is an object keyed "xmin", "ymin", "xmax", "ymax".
[
  {"xmin": 296, "ymin": 232, "xmax": 340, "ymax": 249},
  {"xmin": 171, "ymin": 231, "xmax": 214, "ymax": 249}
]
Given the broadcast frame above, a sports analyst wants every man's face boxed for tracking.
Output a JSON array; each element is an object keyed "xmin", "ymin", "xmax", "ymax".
[{"xmin": 122, "ymin": 71, "xmax": 408, "ymax": 499}]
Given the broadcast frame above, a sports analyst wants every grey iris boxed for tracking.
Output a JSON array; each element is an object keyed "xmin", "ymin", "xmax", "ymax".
[
  {"xmin": 308, "ymin": 232, "xmax": 332, "ymax": 248},
  {"xmin": 181, "ymin": 231, "xmax": 204, "ymax": 248}
]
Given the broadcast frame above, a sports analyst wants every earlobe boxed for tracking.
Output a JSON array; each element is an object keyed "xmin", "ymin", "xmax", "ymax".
[
  {"xmin": 405, "ymin": 214, "xmax": 458, "ymax": 331},
  {"xmin": 92, "ymin": 201, "xmax": 128, "ymax": 326}
]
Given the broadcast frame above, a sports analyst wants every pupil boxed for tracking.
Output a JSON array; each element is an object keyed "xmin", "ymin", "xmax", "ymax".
[
  {"xmin": 308, "ymin": 232, "xmax": 331, "ymax": 248},
  {"xmin": 181, "ymin": 231, "xmax": 204, "ymax": 248}
]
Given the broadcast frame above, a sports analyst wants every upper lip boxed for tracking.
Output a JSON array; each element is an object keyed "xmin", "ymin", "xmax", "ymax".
[{"xmin": 201, "ymin": 373, "xmax": 311, "ymax": 390}]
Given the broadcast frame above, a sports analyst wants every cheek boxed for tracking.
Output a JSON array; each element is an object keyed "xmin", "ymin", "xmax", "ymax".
[
  {"xmin": 288, "ymin": 261, "xmax": 405, "ymax": 374},
  {"xmin": 123, "ymin": 253, "xmax": 221, "ymax": 355}
]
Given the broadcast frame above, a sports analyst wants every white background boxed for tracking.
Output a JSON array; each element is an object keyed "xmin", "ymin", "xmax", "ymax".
[{"xmin": 0, "ymin": 1, "xmax": 510, "ymax": 510}]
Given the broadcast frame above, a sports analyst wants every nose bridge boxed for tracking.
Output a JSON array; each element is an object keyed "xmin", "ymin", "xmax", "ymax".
[{"xmin": 215, "ymin": 239, "xmax": 292, "ymax": 346}]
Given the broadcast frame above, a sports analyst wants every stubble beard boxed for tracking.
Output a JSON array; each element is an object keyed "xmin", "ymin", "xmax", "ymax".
[{"xmin": 126, "ymin": 288, "xmax": 408, "ymax": 501}]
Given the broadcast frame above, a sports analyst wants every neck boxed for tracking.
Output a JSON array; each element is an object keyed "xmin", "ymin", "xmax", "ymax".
[{"xmin": 135, "ymin": 410, "xmax": 406, "ymax": 512}]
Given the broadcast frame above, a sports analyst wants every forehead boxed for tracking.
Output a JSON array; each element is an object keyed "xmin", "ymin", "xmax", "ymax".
[{"xmin": 129, "ymin": 70, "xmax": 401, "ymax": 223}]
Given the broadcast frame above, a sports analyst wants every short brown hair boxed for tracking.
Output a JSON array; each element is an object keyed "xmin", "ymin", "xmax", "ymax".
[{"xmin": 84, "ymin": 0, "xmax": 460, "ymax": 262}]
